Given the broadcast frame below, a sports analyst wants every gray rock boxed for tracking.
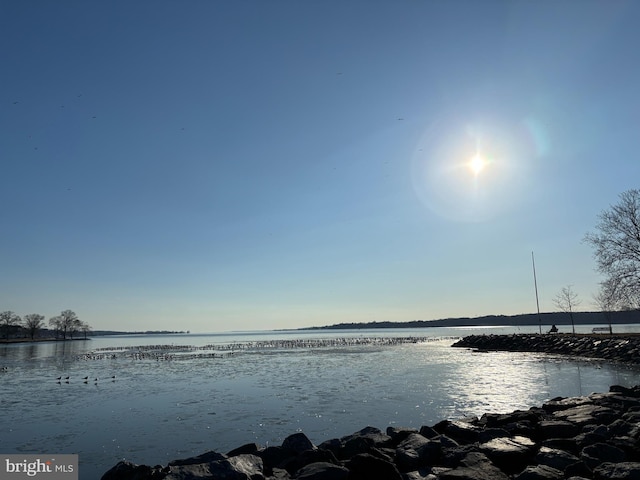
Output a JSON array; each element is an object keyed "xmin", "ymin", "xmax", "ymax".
[
  {"xmin": 440, "ymin": 444, "xmax": 476, "ymax": 468},
  {"xmin": 341, "ymin": 436, "xmax": 377, "ymax": 459},
  {"xmin": 418, "ymin": 425, "xmax": 439, "ymax": 439},
  {"xmin": 538, "ymin": 420, "xmax": 580, "ymax": 439},
  {"xmin": 327, "ymin": 426, "xmax": 392, "ymax": 460},
  {"xmin": 345, "ymin": 426, "xmax": 390, "ymax": 443},
  {"xmin": 165, "ymin": 463, "xmax": 214, "ymax": 479},
  {"xmin": 395, "ymin": 438, "xmax": 427, "ymax": 472},
  {"xmin": 534, "ymin": 446, "xmax": 580, "ymax": 471},
  {"xmin": 386, "ymin": 426, "xmax": 419, "ymax": 444},
  {"xmin": 270, "ymin": 468, "xmax": 291, "ymax": 480},
  {"xmin": 433, "ymin": 420, "xmax": 480, "ymax": 444},
  {"xmin": 543, "ymin": 396, "xmax": 593, "ymax": 414},
  {"xmin": 438, "ymin": 435, "xmax": 460, "ymax": 449},
  {"xmin": 541, "ymin": 438, "xmax": 578, "ymax": 455},
  {"xmin": 610, "ymin": 418, "xmax": 640, "ymax": 438},
  {"xmin": 293, "ymin": 462, "xmax": 349, "ymax": 480},
  {"xmin": 513, "ymin": 464, "xmax": 564, "ymax": 480},
  {"xmin": 477, "ymin": 427, "xmax": 510, "ymax": 443},
  {"xmin": 228, "ymin": 454, "xmax": 264, "ymax": 479},
  {"xmin": 397, "ymin": 433, "xmax": 430, "ymax": 452},
  {"xmin": 259, "ymin": 446, "xmax": 293, "ymax": 474},
  {"xmin": 552, "ymin": 404, "xmax": 618, "ymax": 426},
  {"xmin": 564, "ymin": 461, "xmax": 592, "ymax": 479},
  {"xmin": 345, "ymin": 453, "xmax": 403, "ymax": 480},
  {"xmin": 100, "ymin": 460, "xmax": 159, "ymax": 480},
  {"xmin": 581, "ymin": 442, "xmax": 627, "ymax": 470},
  {"xmin": 593, "ymin": 461, "xmax": 640, "ymax": 480},
  {"xmin": 574, "ymin": 431, "xmax": 608, "ymax": 450},
  {"xmin": 282, "ymin": 433, "xmax": 315, "ymax": 454},
  {"xmin": 479, "ymin": 435, "xmax": 536, "ymax": 473},
  {"xmin": 437, "ymin": 452, "xmax": 509, "ymax": 480},
  {"xmin": 610, "ymin": 385, "xmax": 640, "ymax": 397},
  {"xmin": 165, "ymin": 454, "xmax": 265, "ymax": 480},
  {"xmin": 395, "ymin": 433, "xmax": 440, "ymax": 472},
  {"xmin": 481, "ymin": 410, "xmax": 541, "ymax": 429}
]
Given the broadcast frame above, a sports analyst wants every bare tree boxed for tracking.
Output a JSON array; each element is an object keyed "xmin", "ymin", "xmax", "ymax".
[
  {"xmin": 80, "ymin": 322, "xmax": 92, "ymax": 339},
  {"xmin": 49, "ymin": 310, "xmax": 80, "ymax": 340},
  {"xmin": 0, "ymin": 311, "xmax": 22, "ymax": 340},
  {"xmin": 584, "ymin": 189, "xmax": 640, "ymax": 309},
  {"xmin": 49, "ymin": 315, "xmax": 63, "ymax": 339},
  {"xmin": 553, "ymin": 285, "xmax": 581, "ymax": 334},
  {"xmin": 23, "ymin": 313, "xmax": 45, "ymax": 340},
  {"xmin": 69, "ymin": 318, "xmax": 82, "ymax": 339}
]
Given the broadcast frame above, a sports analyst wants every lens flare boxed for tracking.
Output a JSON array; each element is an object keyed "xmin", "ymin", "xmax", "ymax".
[
  {"xmin": 469, "ymin": 154, "xmax": 487, "ymax": 176},
  {"xmin": 411, "ymin": 115, "xmax": 534, "ymax": 222}
]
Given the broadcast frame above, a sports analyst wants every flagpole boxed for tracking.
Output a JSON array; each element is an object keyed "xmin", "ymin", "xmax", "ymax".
[{"xmin": 532, "ymin": 251, "xmax": 542, "ymax": 334}]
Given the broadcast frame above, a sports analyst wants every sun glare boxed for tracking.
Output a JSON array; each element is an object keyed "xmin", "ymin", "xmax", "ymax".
[{"xmin": 469, "ymin": 154, "xmax": 487, "ymax": 176}]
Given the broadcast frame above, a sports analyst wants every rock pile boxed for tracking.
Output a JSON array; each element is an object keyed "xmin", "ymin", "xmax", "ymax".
[
  {"xmin": 452, "ymin": 334, "xmax": 640, "ymax": 364},
  {"xmin": 101, "ymin": 385, "xmax": 640, "ymax": 480}
]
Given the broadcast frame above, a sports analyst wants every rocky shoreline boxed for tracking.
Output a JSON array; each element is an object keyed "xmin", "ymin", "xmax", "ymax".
[
  {"xmin": 451, "ymin": 333, "xmax": 640, "ymax": 364},
  {"xmin": 101, "ymin": 385, "xmax": 640, "ymax": 479},
  {"xmin": 101, "ymin": 335, "xmax": 640, "ymax": 480}
]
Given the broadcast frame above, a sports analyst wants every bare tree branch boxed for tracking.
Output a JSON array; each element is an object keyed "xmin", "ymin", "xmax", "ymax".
[{"xmin": 584, "ymin": 189, "xmax": 640, "ymax": 309}]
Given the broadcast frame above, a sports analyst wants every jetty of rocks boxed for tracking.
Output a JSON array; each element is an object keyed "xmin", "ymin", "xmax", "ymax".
[
  {"xmin": 102, "ymin": 384, "xmax": 640, "ymax": 480},
  {"xmin": 451, "ymin": 333, "xmax": 640, "ymax": 365}
]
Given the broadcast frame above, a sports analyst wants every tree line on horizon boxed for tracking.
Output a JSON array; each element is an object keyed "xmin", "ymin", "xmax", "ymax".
[{"xmin": 0, "ymin": 309, "xmax": 91, "ymax": 341}]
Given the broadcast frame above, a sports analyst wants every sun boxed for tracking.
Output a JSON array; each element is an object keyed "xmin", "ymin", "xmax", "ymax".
[{"xmin": 468, "ymin": 153, "xmax": 487, "ymax": 176}]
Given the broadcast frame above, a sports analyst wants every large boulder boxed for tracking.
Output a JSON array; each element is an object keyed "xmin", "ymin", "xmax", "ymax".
[
  {"xmin": 552, "ymin": 404, "xmax": 618, "ymax": 427},
  {"xmin": 282, "ymin": 433, "xmax": 315, "ymax": 454},
  {"xmin": 479, "ymin": 435, "xmax": 536, "ymax": 474},
  {"xmin": 537, "ymin": 420, "xmax": 581, "ymax": 439},
  {"xmin": 165, "ymin": 454, "xmax": 264, "ymax": 480},
  {"xmin": 581, "ymin": 442, "xmax": 627, "ymax": 470},
  {"xmin": 395, "ymin": 433, "xmax": 440, "ymax": 472},
  {"xmin": 437, "ymin": 452, "xmax": 509, "ymax": 480},
  {"xmin": 534, "ymin": 446, "xmax": 580, "ymax": 471},
  {"xmin": 433, "ymin": 420, "xmax": 481, "ymax": 444},
  {"xmin": 344, "ymin": 453, "xmax": 403, "ymax": 480},
  {"xmin": 100, "ymin": 461, "xmax": 163, "ymax": 480},
  {"xmin": 293, "ymin": 462, "xmax": 349, "ymax": 480}
]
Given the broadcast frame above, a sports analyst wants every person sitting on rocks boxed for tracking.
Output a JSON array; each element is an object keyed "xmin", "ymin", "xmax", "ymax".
[{"xmin": 548, "ymin": 324, "xmax": 558, "ymax": 334}]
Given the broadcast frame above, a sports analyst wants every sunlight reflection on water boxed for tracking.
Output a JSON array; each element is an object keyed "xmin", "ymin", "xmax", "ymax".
[{"xmin": 2, "ymin": 329, "xmax": 640, "ymax": 479}]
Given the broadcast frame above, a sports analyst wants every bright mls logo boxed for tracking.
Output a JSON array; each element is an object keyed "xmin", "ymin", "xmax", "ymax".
[{"xmin": 2, "ymin": 455, "xmax": 78, "ymax": 479}]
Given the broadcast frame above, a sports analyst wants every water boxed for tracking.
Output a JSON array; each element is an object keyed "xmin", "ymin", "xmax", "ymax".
[{"xmin": 2, "ymin": 325, "xmax": 640, "ymax": 479}]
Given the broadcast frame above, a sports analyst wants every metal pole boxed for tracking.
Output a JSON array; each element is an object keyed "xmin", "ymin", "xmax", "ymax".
[{"xmin": 532, "ymin": 251, "xmax": 542, "ymax": 334}]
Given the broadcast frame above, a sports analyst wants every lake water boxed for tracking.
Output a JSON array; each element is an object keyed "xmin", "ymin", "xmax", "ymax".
[{"xmin": 2, "ymin": 325, "xmax": 640, "ymax": 479}]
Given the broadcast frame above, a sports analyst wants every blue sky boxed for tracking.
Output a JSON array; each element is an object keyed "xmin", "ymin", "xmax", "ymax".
[{"xmin": 2, "ymin": 1, "xmax": 639, "ymax": 332}]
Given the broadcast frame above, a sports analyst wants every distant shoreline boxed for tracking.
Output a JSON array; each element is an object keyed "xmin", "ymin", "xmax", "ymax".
[
  {"xmin": 0, "ymin": 330, "xmax": 187, "ymax": 344},
  {"xmin": 301, "ymin": 310, "xmax": 640, "ymax": 330},
  {"xmin": 0, "ymin": 337, "xmax": 87, "ymax": 344}
]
